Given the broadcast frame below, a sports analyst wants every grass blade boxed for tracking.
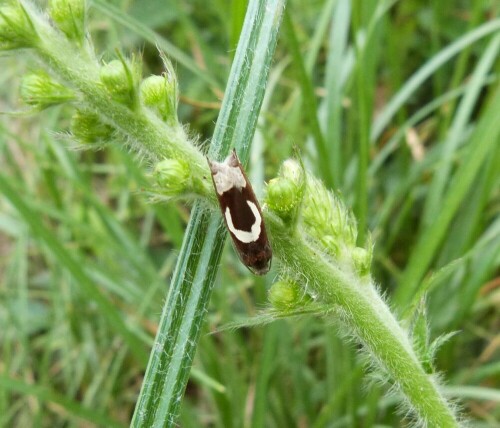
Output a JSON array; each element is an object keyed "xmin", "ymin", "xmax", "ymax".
[
  {"xmin": 0, "ymin": 375, "xmax": 125, "ymax": 428},
  {"xmin": 283, "ymin": 11, "xmax": 333, "ymax": 187},
  {"xmin": 395, "ymin": 81, "xmax": 500, "ymax": 306},
  {"xmin": 90, "ymin": 0, "xmax": 221, "ymax": 90},
  {"xmin": 0, "ymin": 174, "xmax": 149, "ymax": 365},
  {"xmin": 130, "ymin": 1, "xmax": 286, "ymax": 426},
  {"xmin": 421, "ymin": 35, "xmax": 500, "ymax": 227},
  {"xmin": 325, "ymin": 0, "xmax": 350, "ymax": 187},
  {"xmin": 371, "ymin": 19, "xmax": 500, "ymax": 142}
]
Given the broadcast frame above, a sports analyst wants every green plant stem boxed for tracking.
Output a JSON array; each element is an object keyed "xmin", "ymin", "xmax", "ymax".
[
  {"xmin": 132, "ymin": 207, "xmax": 226, "ymax": 427},
  {"xmin": 266, "ymin": 213, "xmax": 458, "ymax": 427},
  {"xmin": 24, "ymin": 2, "xmax": 213, "ymax": 198},
  {"xmin": 130, "ymin": 0, "xmax": 286, "ymax": 426}
]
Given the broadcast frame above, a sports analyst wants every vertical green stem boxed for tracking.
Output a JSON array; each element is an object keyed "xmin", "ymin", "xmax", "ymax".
[{"xmin": 130, "ymin": 1, "xmax": 286, "ymax": 426}]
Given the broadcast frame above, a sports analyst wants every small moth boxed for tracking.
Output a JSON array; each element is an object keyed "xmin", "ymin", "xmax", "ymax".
[{"xmin": 208, "ymin": 150, "xmax": 272, "ymax": 275}]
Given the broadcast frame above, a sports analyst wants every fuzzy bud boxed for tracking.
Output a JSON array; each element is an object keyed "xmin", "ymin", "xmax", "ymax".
[
  {"xmin": 266, "ymin": 159, "xmax": 304, "ymax": 223},
  {"xmin": 100, "ymin": 58, "xmax": 140, "ymax": 107},
  {"xmin": 0, "ymin": 2, "xmax": 37, "ymax": 50},
  {"xmin": 266, "ymin": 177, "xmax": 297, "ymax": 215},
  {"xmin": 269, "ymin": 279, "xmax": 311, "ymax": 311},
  {"xmin": 153, "ymin": 158, "xmax": 190, "ymax": 196},
  {"xmin": 20, "ymin": 71, "xmax": 74, "ymax": 109},
  {"xmin": 302, "ymin": 175, "xmax": 357, "ymax": 257},
  {"xmin": 140, "ymin": 74, "xmax": 178, "ymax": 124},
  {"xmin": 71, "ymin": 110, "xmax": 114, "ymax": 144},
  {"xmin": 49, "ymin": 0, "xmax": 86, "ymax": 43},
  {"xmin": 351, "ymin": 247, "xmax": 372, "ymax": 277}
]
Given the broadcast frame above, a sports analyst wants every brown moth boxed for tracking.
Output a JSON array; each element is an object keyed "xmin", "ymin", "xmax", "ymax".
[{"xmin": 208, "ymin": 150, "xmax": 272, "ymax": 275}]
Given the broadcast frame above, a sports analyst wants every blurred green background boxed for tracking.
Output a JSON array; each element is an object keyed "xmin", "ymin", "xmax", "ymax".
[{"xmin": 1, "ymin": 0, "xmax": 499, "ymax": 426}]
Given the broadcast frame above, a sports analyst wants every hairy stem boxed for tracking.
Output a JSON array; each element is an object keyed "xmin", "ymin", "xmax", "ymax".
[
  {"xmin": 24, "ymin": 2, "xmax": 212, "ymax": 198},
  {"xmin": 267, "ymin": 213, "xmax": 458, "ymax": 427}
]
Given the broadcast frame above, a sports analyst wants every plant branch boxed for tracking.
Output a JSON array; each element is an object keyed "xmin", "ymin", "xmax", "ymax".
[{"xmin": 267, "ymin": 213, "xmax": 458, "ymax": 427}]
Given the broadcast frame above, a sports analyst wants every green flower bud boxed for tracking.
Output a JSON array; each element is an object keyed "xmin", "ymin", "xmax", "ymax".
[
  {"xmin": 302, "ymin": 175, "xmax": 357, "ymax": 254},
  {"xmin": 153, "ymin": 158, "xmax": 190, "ymax": 196},
  {"xmin": 266, "ymin": 177, "xmax": 298, "ymax": 216},
  {"xmin": 71, "ymin": 110, "xmax": 114, "ymax": 144},
  {"xmin": 49, "ymin": 0, "xmax": 86, "ymax": 43},
  {"xmin": 20, "ymin": 71, "xmax": 74, "ymax": 109},
  {"xmin": 100, "ymin": 58, "xmax": 140, "ymax": 107},
  {"xmin": 0, "ymin": 2, "xmax": 37, "ymax": 50},
  {"xmin": 266, "ymin": 159, "xmax": 304, "ymax": 223},
  {"xmin": 140, "ymin": 74, "xmax": 178, "ymax": 124},
  {"xmin": 268, "ymin": 279, "xmax": 311, "ymax": 311},
  {"xmin": 351, "ymin": 247, "xmax": 371, "ymax": 277}
]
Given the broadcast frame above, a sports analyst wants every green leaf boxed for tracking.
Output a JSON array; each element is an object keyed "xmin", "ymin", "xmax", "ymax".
[
  {"xmin": 395, "ymin": 81, "xmax": 500, "ymax": 307},
  {"xmin": 0, "ymin": 375, "xmax": 125, "ymax": 428}
]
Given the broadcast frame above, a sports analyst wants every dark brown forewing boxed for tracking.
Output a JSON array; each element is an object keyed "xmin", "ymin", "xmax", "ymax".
[{"xmin": 219, "ymin": 186, "xmax": 257, "ymax": 232}]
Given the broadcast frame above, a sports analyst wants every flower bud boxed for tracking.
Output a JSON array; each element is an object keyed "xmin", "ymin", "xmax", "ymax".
[
  {"xmin": 153, "ymin": 158, "xmax": 190, "ymax": 196},
  {"xmin": 302, "ymin": 175, "xmax": 357, "ymax": 255},
  {"xmin": 0, "ymin": 2, "xmax": 37, "ymax": 50},
  {"xmin": 266, "ymin": 159, "xmax": 304, "ymax": 223},
  {"xmin": 268, "ymin": 279, "xmax": 310, "ymax": 311},
  {"xmin": 49, "ymin": 0, "xmax": 86, "ymax": 43},
  {"xmin": 100, "ymin": 58, "xmax": 140, "ymax": 106},
  {"xmin": 71, "ymin": 110, "xmax": 114, "ymax": 144},
  {"xmin": 266, "ymin": 177, "xmax": 297, "ymax": 214},
  {"xmin": 351, "ymin": 247, "xmax": 371, "ymax": 277},
  {"xmin": 20, "ymin": 71, "xmax": 74, "ymax": 109},
  {"xmin": 140, "ymin": 74, "xmax": 178, "ymax": 124}
]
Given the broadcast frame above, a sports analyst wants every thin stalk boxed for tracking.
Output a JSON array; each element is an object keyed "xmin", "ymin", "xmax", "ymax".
[
  {"xmin": 266, "ymin": 213, "xmax": 458, "ymax": 427},
  {"xmin": 325, "ymin": 0, "xmax": 350, "ymax": 187},
  {"xmin": 130, "ymin": 1, "xmax": 286, "ymax": 426}
]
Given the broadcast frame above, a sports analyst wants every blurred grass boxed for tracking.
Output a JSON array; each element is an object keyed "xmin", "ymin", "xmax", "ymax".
[{"xmin": 1, "ymin": 0, "xmax": 499, "ymax": 427}]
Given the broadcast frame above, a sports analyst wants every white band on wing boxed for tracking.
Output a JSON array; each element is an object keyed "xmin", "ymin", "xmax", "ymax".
[{"xmin": 224, "ymin": 201, "xmax": 262, "ymax": 243}]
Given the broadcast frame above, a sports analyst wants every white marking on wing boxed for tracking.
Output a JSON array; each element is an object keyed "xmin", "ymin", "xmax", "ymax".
[{"xmin": 225, "ymin": 201, "xmax": 261, "ymax": 243}]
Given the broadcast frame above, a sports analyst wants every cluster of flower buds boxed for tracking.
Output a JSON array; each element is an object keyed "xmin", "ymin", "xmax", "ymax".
[
  {"xmin": 265, "ymin": 158, "xmax": 373, "ymax": 310},
  {"xmin": 3, "ymin": 0, "xmax": 190, "ymax": 198}
]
